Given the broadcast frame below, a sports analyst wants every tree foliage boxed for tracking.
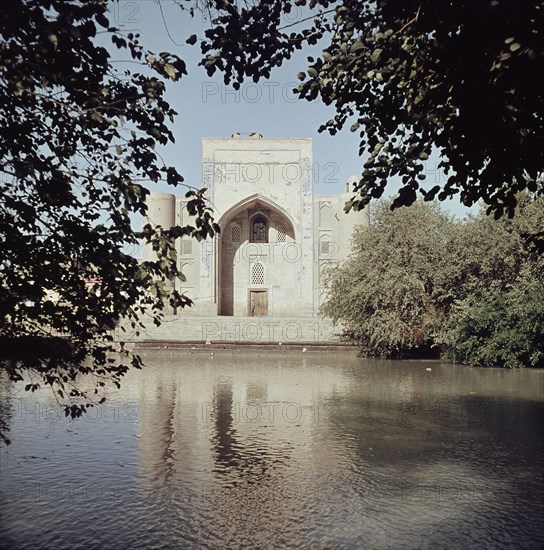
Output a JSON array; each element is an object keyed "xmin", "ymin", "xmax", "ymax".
[
  {"xmin": 321, "ymin": 200, "xmax": 452, "ymax": 357},
  {"xmin": 446, "ymin": 279, "xmax": 544, "ymax": 369},
  {"xmin": 321, "ymin": 197, "xmax": 544, "ymax": 365},
  {"xmin": 0, "ymin": 0, "xmax": 218, "ymax": 438},
  {"xmin": 198, "ymin": 0, "xmax": 544, "ymax": 222},
  {"xmin": 440, "ymin": 195, "xmax": 544, "ymax": 367}
]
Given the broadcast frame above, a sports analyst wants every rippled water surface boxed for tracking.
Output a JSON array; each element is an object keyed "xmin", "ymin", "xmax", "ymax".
[{"xmin": 1, "ymin": 351, "xmax": 543, "ymax": 549}]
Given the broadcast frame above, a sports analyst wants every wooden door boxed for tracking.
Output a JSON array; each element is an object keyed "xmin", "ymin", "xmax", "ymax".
[{"xmin": 249, "ymin": 290, "xmax": 268, "ymax": 317}]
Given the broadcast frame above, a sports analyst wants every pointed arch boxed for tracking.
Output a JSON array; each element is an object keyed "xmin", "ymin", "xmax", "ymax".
[
  {"xmin": 217, "ymin": 194, "xmax": 297, "ymax": 315},
  {"xmin": 217, "ymin": 194, "xmax": 296, "ymax": 238}
]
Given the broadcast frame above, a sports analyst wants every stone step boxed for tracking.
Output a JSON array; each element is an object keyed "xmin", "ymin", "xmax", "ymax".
[
  {"xmin": 134, "ymin": 341, "xmax": 357, "ymax": 351},
  {"xmin": 115, "ymin": 315, "xmax": 344, "ymax": 344}
]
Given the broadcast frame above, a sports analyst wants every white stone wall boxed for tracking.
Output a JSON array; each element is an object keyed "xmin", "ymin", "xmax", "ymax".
[
  {"xmin": 202, "ymin": 136, "xmax": 314, "ymax": 317},
  {"xmin": 141, "ymin": 192, "xmax": 176, "ymax": 261},
  {"xmin": 144, "ymin": 136, "xmax": 370, "ymax": 318}
]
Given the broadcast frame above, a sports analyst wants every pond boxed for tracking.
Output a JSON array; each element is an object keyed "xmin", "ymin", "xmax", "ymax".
[{"xmin": 1, "ymin": 351, "xmax": 543, "ymax": 549}]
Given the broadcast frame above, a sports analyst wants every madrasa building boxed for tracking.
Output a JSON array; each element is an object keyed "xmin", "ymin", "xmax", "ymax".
[{"xmin": 142, "ymin": 133, "xmax": 369, "ymax": 322}]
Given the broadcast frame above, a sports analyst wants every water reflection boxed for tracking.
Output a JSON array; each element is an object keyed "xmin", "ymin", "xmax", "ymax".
[{"xmin": 1, "ymin": 352, "xmax": 543, "ymax": 549}]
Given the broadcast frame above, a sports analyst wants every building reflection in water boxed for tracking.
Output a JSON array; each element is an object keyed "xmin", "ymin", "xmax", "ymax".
[{"xmin": 134, "ymin": 354, "xmax": 357, "ymax": 545}]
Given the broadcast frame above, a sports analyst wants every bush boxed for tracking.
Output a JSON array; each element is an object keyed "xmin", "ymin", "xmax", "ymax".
[
  {"xmin": 446, "ymin": 279, "xmax": 544, "ymax": 368},
  {"xmin": 322, "ymin": 196, "xmax": 544, "ymax": 366},
  {"xmin": 321, "ymin": 200, "xmax": 451, "ymax": 357}
]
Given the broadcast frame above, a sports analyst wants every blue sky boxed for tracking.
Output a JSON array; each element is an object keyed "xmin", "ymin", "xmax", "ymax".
[{"xmin": 108, "ymin": 0, "xmax": 475, "ymax": 218}]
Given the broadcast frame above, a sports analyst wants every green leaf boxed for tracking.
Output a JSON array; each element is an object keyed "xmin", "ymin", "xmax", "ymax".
[
  {"xmin": 48, "ymin": 34, "xmax": 58, "ymax": 49},
  {"xmin": 91, "ymin": 111, "xmax": 104, "ymax": 123},
  {"xmin": 370, "ymin": 48, "xmax": 383, "ymax": 64},
  {"xmin": 96, "ymin": 13, "xmax": 109, "ymax": 29},
  {"xmin": 350, "ymin": 41, "xmax": 365, "ymax": 54},
  {"xmin": 164, "ymin": 64, "xmax": 177, "ymax": 80}
]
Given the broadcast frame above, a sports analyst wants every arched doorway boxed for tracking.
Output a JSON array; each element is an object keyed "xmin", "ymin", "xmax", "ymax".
[{"xmin": 217, "ymin": 196, "xmax": 295, "ymax": 316}]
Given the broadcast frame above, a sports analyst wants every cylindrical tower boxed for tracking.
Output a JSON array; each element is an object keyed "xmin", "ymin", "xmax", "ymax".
[
  {"xmin": 142, "ymin": 192, "xmax": 176, "ymax": 262},
  {"xmin": 337, "ymin": 176, "xmax": 370, "ymax": 261}
]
